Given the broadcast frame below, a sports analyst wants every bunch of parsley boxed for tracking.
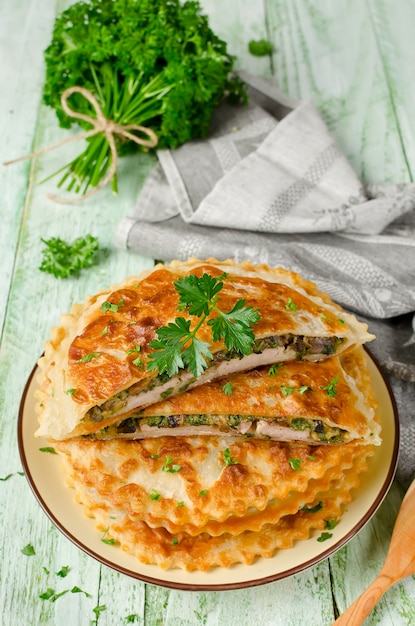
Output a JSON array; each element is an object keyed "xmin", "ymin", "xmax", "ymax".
[{"xmin": 42, "ymin": 0, "xmax": 246, "ymax": 195}]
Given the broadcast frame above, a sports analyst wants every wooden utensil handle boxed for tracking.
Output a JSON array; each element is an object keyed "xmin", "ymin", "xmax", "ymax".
[{"xmin": 332, "ymin": 574, "xmax": 394, "ymax": 625}]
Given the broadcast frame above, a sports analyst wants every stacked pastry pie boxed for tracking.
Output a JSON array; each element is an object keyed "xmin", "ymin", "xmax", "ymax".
[{"xmin": 35, "ymin": 258, "xmax": 381, "ymax": 571}]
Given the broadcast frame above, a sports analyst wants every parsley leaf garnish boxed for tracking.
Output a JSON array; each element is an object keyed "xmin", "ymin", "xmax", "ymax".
[
  {"xmin": 223, "ymin": 448, "xmax": 238, "ymax": 466},
  {"xmin": 289, "ymin": 458, "xmax": 302, "ymax": 471},
  {"xmin": 317, "ymin": 532, "xmax": 333, "ymax": 543},
  {"xmin": 301, "ymin": 501, "xmax": 323, "ymax": 514},
  {"xmin": 21, "ymin": 543, "xmax": 36, "ymax": 556},
  {"xmin": 147, "ymin": 274, "xmax": 260, "ymax": 378},
  {"xmin": 281, "ymin": 385, "xmax": 295, "ymax": 397},
  {"xmin": 321, "ymin": 376, "xmax": 339, "ymax": 397},
  {"xmin": 39, "ymin": 235, "xmax": 99, "ymax": 279},
  {"xmin": 222, "ymin": 382, "xmax": 233, "ymax": 395},
  {"xmin": 162, "ymin": 456, "xmax": 182, "ymax": 473},
  {"xmin": 39, "ymin": 446, "xmax": 57, "ymax": 454}
]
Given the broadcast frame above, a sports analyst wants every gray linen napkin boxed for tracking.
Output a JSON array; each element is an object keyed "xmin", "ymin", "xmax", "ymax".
[{"xmin": 116, "ymin": 72, "xmax": 415, "ymax": 488}]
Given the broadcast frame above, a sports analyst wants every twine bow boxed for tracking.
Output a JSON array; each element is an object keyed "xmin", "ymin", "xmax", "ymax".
[{"xmin": 4, "ymin": 86, "xmax": 159, "ymax": 204}]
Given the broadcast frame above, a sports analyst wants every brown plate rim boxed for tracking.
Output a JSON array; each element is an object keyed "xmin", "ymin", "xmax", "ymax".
[{"xmin": 17, "ymin": 347, "xmax": 400, "ymax": 591}]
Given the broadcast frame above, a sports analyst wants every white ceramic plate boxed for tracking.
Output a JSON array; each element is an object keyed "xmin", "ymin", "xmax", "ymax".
[{"xmin": 18, "ymin": 350, "xmax": 399, "ymax": 591}]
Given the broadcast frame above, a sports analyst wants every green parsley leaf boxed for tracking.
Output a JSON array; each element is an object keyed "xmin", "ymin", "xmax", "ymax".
[
  {"xmin": 199, "ymin": 490, "xmax": 208, "ymax": 497},
  {"xmin": 248, "ymin": 38, "xmax": 273, "ymax": 56},
  {"xmin": 150, "ymin": 489, "xmax": 161, "ymax": 501},
  {"xmin": 77, "ymin": 352, "xmax": 100, "ymax": 363},
  {"xmin": 0, "ymin": 473, "xmax": 13, "ymax": 482},
  {"xmin": 321, "ymin": 376, "xmax": 339, "ymax": 397},
  {"xmin": 325, "ymin": 518, "xmax": 339, "ymax": 530},
  {"xmin": 132, "ymin": 356, "xmax": 143, "ymax": 368},
  {"xmin": 100, "ymin": 299, "xmax": 124, "ymax": 313},
  {"xmin": 101, "ymin": 528, "xmax": 116, "ymax": 545},
  {"xmin": 222, "ymin": 382, "xmax": 233, "ymax": 395},
  {"xmin": 93, "ymin": 605, "xmax": 107, "ymax": 618},
  {"xmin": 317, "ymin": 532, "xmax": 333, "ymax": 543},
  {"xmin": 126, "ymin": 344, "xmax": 141, "ymax": 355},
  {"xmin": 171, "ymin": 537, "xmax": 179, "ymax": 546},
  {"xmin": 177, "ymin": 501, "xmax": 185, "ymax": 507},
  {"xmin": 223, "ymin": 448, "xmax": 238, "ymax": 466},
  {"xmin": 298, "ymin": 385, "xmax": 313, "ymax": 394},
  {"xmin": 39, "ymin": 235, "xmax": 99, "ymax": 279},
  {"xmin": 39, "ymin": 588, "xmax": 55, "ymax": 601},
  {"xmin": 125, "ymin": 616, "xmax": 139, "ymax": 624},
  {"xmin": 285, "ymin": 297, "xmax": 297, "ymax": 311},
  {"xmin": 64, "ymin": 388, "xmax": 76, "ymax": 395},
  {"xmin": 21, "ymin": 543, "xmax": 36, "ymax": 556},
  {"xmin": 71, "ymin": 586, "xmax": 91, "ymax": 597},
  {"xmin": 39, "ymin": 446, "xmax": 57, "ymax": 454},
  {"xmin": 162, "ymin": 456, "xmax": 182, "ymax": 473},
  {"xmin": 301, "ymin": 501, "xmax": 323, "ymax": 514},
  {"xmin": 147, "ymin": 274, "xmax": 260, "ymax": 379},
  {"xmin": 56, "ymin": 565, "xmax": 70, "ymax": 578},
  {"xmin": 268, "ymin": 363, "xmax": 282, "ymax": 376},
  {"xmin": 289, "ymin": 458, "xmax": 302, "ymax": 471},
  {"xmin": 281, "ymin": 385, "xmax": 295, "ymax": 397}
]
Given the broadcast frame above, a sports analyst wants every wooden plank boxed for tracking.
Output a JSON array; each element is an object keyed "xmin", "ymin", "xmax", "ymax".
[
  {"xmin": 366, "ymin": 0, "xmax": 415, "ymax": 181},
  {"xmin": 144, "ymin": 564, "xmax": 335, "ymax": 625},
  {"xmin": 265, "ymin": 0, "xmax": 411, "ymax": 183},
  {"xmin": 0, "ymin": 0, "xmax": 58, "ymax": 338}
]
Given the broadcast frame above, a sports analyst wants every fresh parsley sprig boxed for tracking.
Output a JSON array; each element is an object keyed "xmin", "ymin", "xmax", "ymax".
[
  {"xmin": 39, "ymin": 235, "xmax": 99, "ymax": 279},
  {"xmin": 147, "ymin": 274, "xmax": 260, "ymax": 378}
]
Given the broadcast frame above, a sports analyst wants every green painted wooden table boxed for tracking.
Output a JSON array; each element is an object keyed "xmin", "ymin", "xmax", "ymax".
[{"xmin": 1, "ymin": 1, "xmax": 414, "ymax": 624}]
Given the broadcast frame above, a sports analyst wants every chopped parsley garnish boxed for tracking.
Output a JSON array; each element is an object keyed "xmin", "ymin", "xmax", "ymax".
[
  {"xmin": 248, "ymin": 38, "xmax": 273, "ymax": 56},
  {"xmin": 317, "ymin": 532, "xmax": 333, "ymax": 543},
  {"xmin": 289, "ymin": 458, "xmax": 302, "ymax": 471},
  {"xmin": 171, "ymin": 537, "xmax": 179, "ymax": 546},
  {"xmin": 150, "ymin": 489, "xmax": 161, "ymax": 501},
  {"xmin": 39, "ymin": 235, "xmax": 99, "ymax": 279},
  {"xmin": 101, "ymin": 528, "xmax": 116, "ymax": 545},
  {"xmin": 71, "ymin": 586, "xmax": 91, "ymax": 598},
  {"xmin": 93, "ymin": 605, "xmax": 107, "ymax": 618},
  {"xmin": 126, "ymin": 344, "xmax": 141, "ymax": 355},
  {"xmin": 301, "ymin": 501, "xmax": 323, "ymax": 514},
  {"xmin": 223, "ymin": 448, "xmax": 238, "ymax": 466},
  {"xmin": 199, "ymin": 490, "xmax": 208, "ymax": 497},
  {"xmin": 39, "ymin": 446, "xmax": 57, "ymax": 454},
  {"xmin": 325, "ymin": 518, "xmax": 339, "ymax": 530},
  {"xmin": 298, "ymin": 385, "xmax": 313, "ymax": 394},
  {"xmin": 77, "ymin": 352, "xmax": 100, "ymax": 363},
  {"xmin": 132, "ymin": 356, "xmax": 143, "ymax": 369},
  {"xmin": 147, "ymin": 273, "xmax": 260, "ymax": 379},
  {"xmin": 100, "ymin": 299, "xmax": 124, "ymax": 313},
  {"xmin": 56, "ymin": 565, "xmax": 70, "ymax": 578},
  {"xmin": 177, "ymin": 501, "xmax": 185, "ymax": 507},
  {"xmin": 39, "ymin": 588, "xmax": 69, "ymax": 602},
  {"xmin": 125, "ymin": 616, "xmax": 139, "ymax": 624},
  {"xmin": 268, "ymin": 363, "xmax": 282, "ymax": 376},
  {"xmin": 162, "ymin": 456, "xmax": 182, "ymax": 473},
  {"xmin": 321, "ymin": 376, "xmax": 339, "ymax": 397},
  {"xmin": 21, "ymin": 543, "xmax": 36, "ymax": 556},
  {"xmin": 64, "ymin": 388, "xmax": 76, "ymax": 395},
  {"xmin": 222, "ymin": 382, "xmax": 233, "ymax": 395},
  {"xmin": 281, "ymin": 385, "xmax": 295, "ymax": 397},
  {"xmin": 285, "ymin": 297, "xmax": 297, "ymax": 312}
]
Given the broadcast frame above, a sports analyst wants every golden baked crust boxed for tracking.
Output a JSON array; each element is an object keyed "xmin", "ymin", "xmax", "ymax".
[
  {"xmin": 35, "ymin": 258, "xmax": 375, "ymax": 440},
  {"xmin": 58, "ymin": 439, "xmax": 373, "ymax": 570},
  {"xmin": 55, "ymin": 436, "xmax": 373, "ymax": 533}
]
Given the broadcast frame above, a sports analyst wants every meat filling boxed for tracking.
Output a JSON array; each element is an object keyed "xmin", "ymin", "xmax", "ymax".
[
  {"xmin": 83, "ymin": 334, "xmax": 344, "ymax": 424},
  {"xmin": 86, "ymin": 413, "xmax": 348, "ymax": 444}
]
